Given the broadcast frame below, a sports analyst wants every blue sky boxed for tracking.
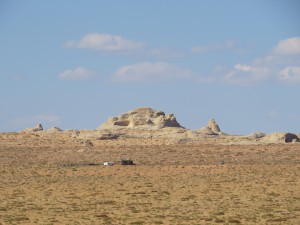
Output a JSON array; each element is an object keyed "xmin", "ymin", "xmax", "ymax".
[{"xmin": 1, "ymin": 0, "xmax": 300, "ymax": 134}]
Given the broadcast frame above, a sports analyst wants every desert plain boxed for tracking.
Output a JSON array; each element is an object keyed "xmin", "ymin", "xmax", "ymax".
[{"xmin": 0, "ymin": 107, "xmax": 300, "ymax": 225}]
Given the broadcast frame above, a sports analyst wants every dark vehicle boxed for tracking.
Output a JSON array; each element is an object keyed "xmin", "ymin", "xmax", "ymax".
[{"xmin": 121, "ymin": 159, "xmax": 134, "ymax": 165}]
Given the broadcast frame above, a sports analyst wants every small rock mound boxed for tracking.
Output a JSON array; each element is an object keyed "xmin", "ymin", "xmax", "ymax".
[
  {"xmin": 47, "ymin": 127, "xmax": 63, "ymax": 133},
  {"xmin": 263, "ymin": 132, "xmax": 299, "ymax": 143},
  {"xmin": 70, "ymin": 130, "xmax": 80, "ymax": 138},
  {"xmin": 248, "ymin": 132, "xmax": 266, "ymax": 139},
  {"xmin": 98, "ymin": 107, "xmax": 182, "ymax": 130},
  {"xmin": 198, "ymin": 118, "xmax": 221, "ymax": 134},
  {"xmin": 74, "ymin": 140, "xmax": 95, "ymax": 153},
  {"xmin": 83, "ymin": 140, "xmax": 94, "ymax": 147},
  {"xmin": 21, "ymin": 123, "xmax": 43, "ymax": 133}
]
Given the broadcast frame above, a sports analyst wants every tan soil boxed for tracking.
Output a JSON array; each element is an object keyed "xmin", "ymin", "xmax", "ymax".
[{"xmin": 0, "ymin": 132, "xmax": 299, "ymax": 224}]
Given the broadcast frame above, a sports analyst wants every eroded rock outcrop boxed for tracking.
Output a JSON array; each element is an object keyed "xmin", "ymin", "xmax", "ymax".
[
  {"xmin": 21, "ymin": 123, "xmax": 43, "ymax": 133},
  {"xmin": 263, "ymin": 132, "xmax": 299, "ymax": 143},
  {"xmin": 247, "ymin": 132, "xmax": 266, "ymax": 139},
  {"xmin": 47, "ymin": 127, "xmax": 63, "ymax": 133},
  {"xmin": 198, "ymin": 118, "xmax": 221, "ymax": 134},
  {"xmin": 97, "ymin": 107, "xmax": 182, "ymax": 130}
]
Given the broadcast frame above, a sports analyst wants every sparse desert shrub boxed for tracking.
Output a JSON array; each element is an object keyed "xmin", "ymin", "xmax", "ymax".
[
  {"xmin": 215, "ymin": 218, "xmax": 225, "ymax": 223},
  {"xmin": 130, "ymin": 221, "xmax": 144, "ymax": 225},
  {"xmin": 228, "ymin": 219, "xmax": 241, "ymax": 223}
]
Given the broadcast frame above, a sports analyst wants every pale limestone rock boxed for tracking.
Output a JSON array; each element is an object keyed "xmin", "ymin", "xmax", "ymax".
[
  {"xmin": 198, "ymin": 118, "xmax": 221, "ymax": 134},
  {"xmin": 21, "ymin": 123, "xmax": 43, "ymax": 133},
  {"xmin": 47, "ymin": 127, "xmax": 63, "ymax": 133},
  {"xmin": 263, "ymin": 132, "xmax": 299, "ymax": 143},
  {"xmin": 97, "ymin": 107, "xmax": 182, "ymax": 130},
  {"xmin": 248, "ymin": 132, "xmax": 266, "ymax": 139},
  {"xmin": 207, "ymin": 119, "xmax": 220, "ymax": 133}
]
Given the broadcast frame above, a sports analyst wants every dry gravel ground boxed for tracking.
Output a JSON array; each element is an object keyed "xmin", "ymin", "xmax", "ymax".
[{"xmin": 0, "ymin": 132, "xmax": 300, "ymax": 225}]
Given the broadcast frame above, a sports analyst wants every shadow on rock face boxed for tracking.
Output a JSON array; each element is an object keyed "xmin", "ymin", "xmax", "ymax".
[{"xmin": 284, "ymin": 133, "xmax": 299, "ymax": 143}]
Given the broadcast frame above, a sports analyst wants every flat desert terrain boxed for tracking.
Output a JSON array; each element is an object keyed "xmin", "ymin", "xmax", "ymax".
[{"xmin": 0, "ymin": 132, "xmax": 300, "ymax": 225}]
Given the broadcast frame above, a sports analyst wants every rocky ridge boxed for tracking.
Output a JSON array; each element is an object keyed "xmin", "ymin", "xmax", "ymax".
[{"xmin": 18, "ymin": 107, "xmax": 299, "ymax": 144}]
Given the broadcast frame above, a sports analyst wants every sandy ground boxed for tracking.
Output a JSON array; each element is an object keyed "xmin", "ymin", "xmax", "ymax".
[{"xmin": 0, "ymin": 132, "xmax": 300, "ymax": 224}]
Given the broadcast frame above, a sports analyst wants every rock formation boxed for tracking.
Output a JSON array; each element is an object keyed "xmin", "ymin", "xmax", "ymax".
[
  {"xmin": 83, "ymin": 140, "xmax": 94, "ymax": 147},
  {"xmin": 47, "ymin": 127, "xmax": 63, "ymax": 133},
  {"xmin": 263, "ymin": 132, "xmax": 299, "ymax": 143},
  {"xmin": 15, "ymin": 107, "xmax": 300, "ymax": 145},
  {"xmin": 198, "ymin": 118, "xmax": 221, "ymax": 134},
  {"xmin": 97, "ymin": 107, "xmax": 182, "ymax": 130},
  {"xmin": 21, "ymin": 123, "xmax": 43, "ymax": 133},
  {"xmin": 247, "ymin": 132, "xmax": 266, "ymax": 139}
]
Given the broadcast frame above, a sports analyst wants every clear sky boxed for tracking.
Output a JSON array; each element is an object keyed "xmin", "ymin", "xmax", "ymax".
[{"xmin": 1, "ymin": 0, "xmax": 300, "ymax": 134}]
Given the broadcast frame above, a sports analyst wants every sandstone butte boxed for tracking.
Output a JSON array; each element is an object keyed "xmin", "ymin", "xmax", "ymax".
[{"xmin": 19, "ymin": 107, "xmax": 299, "ymax": 144}]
